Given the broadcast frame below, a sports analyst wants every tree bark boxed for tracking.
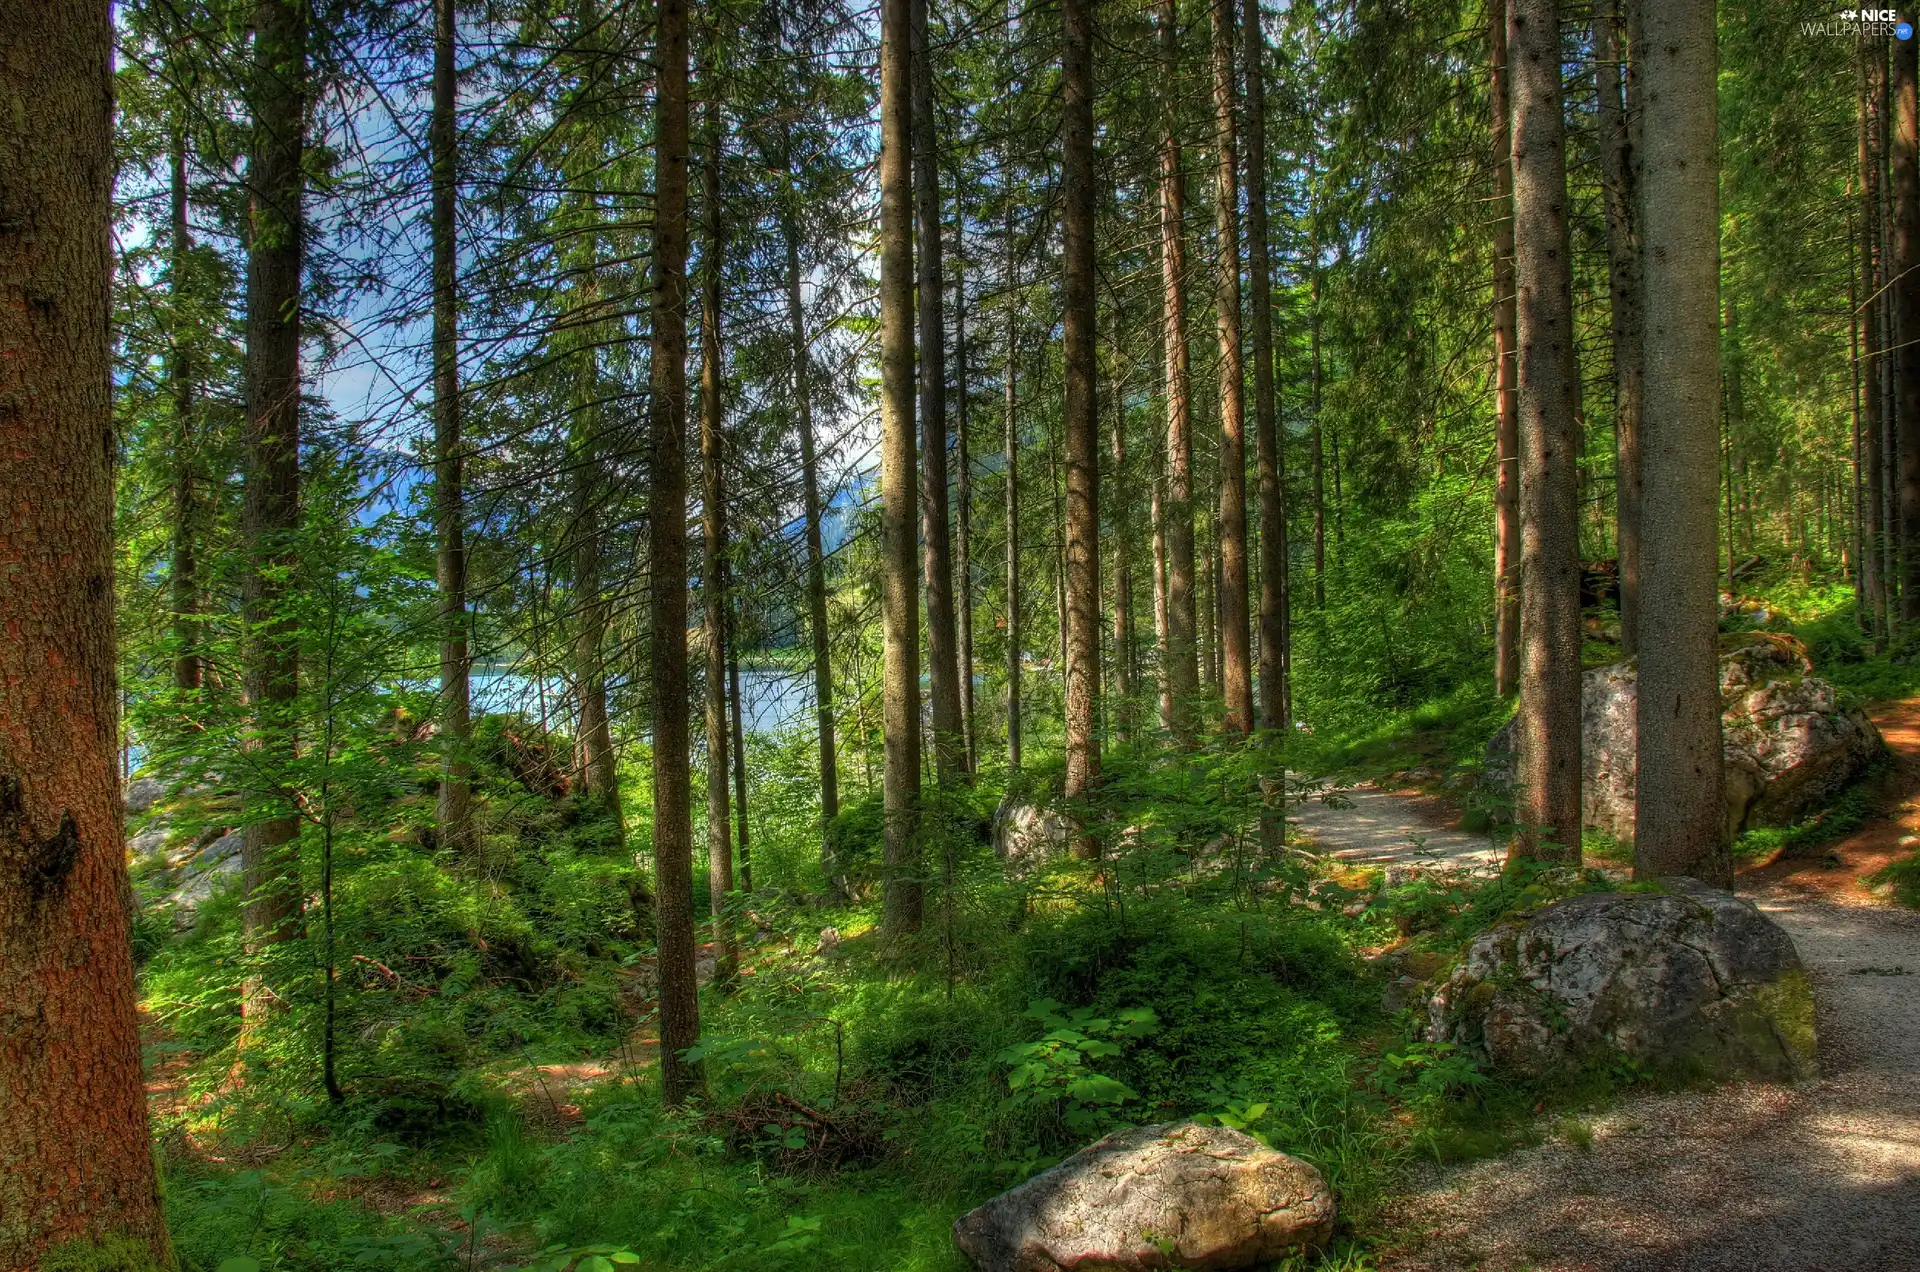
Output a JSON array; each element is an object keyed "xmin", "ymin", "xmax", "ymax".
[
  {"xmin": 912, "ymin": 0, "xmax": 966, "ymax": 785},
  {"xmin": 432, "ymin": 0, "xmax": 473, "ymax": 858},
  {"xmin": 699, "ymin": 92, "xmax": 736, "ymax": 989},
  {"xmin": 727, "ymin": 604, "xmax": 750, "ymax": 891},
  {"xmin": 1242, "ymin": 0, "xmax": 1287, "ymax": 732},
  {"xmin": 1211, "ymin": 0, "xmax": 1254, "ymax": 737},
  {"xmin": 1862, "ymin": 31, "xmax": 1888, "ymax": 638},
  {"xmin": 1158, "ymin": 0, "xmax": 1200, "ymax": 746},
  {"xmin": 169, "ymin": 117, "xmax": 203, "ymax": 693},
  {"xmin": 649, "ymin": 0, "xmax": 703, "ymax": 1104},
  {"xmin": 1004, "ymin": 211, "xmax": 1023, "ymax": 774},
  {"xmin": 880, "ymin": 0, "xmax": 923, "ymax": 937},
  {"xmin": 1893, "ymin": 30, "xmax": 1920, "ymax": 622},
  {"xmin": 1634, "ymin": 0, "xmax": 1727, "ymax": 886},
  {"xmin": 1508, "ymin": 0, "xmax": 1582, "ymax": 864},
  {"xmin": 954, "ymin": 211, "xmax": 978, "ymax": 770},
  {"xmin": 1062, "ymin": 0, "xmax": 1101, "ymax": 812},
  {"xmin": 0, "ymin": 0, "xmax": 174, "ymax": 1258},
  {"xmin": 1110, "ymin": 354, "xmax": 1136, "ymax": 744},
  {"xmin": 1490, "ymin": 0, "xmax": 1520, "ymax": 697},
  {"xmin": 1310, "ymin": 256, "xmax": 1326, "ymax": 609},
  {"xmin": 241, "ymin": 0, "xmax": 309, "ymax": 1027},
  {"xmin": 1595, "ymin": 0, "xmax": 1642, "ymax": 657},
  {"xmin": 781, "ymin": 195, "xmax": 839, "ymax": 848}
]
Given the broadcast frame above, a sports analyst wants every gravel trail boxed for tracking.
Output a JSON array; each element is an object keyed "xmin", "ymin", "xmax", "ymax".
[{"xmin": 1302, "ymin": 786, "xmax": 1920, "ymax": 1271}]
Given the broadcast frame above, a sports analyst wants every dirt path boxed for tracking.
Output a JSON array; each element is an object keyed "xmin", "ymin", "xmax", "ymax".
[
  {"xmin": 1295, "ymin": 767, "xmax": 1920, "ymax": 1270},
  {"xmin": 1288, "ymin": 784, "xmax": 1503, "ymax": 873}
]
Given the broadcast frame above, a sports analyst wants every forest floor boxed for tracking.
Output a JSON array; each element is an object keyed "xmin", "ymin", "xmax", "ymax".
[{"xmin": 1297, "ymin": 701, "xmax": 1920, "ymax": 1272}]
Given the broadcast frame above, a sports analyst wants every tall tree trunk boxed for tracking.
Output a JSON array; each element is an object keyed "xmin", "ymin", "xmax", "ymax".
[
  {"xmin": 1158, "ymin": 0, "xmax": 1200, "ymax": 746},
  {"xmin": 1110, "ymin": 357, "xmax": 1136, "ymax": 744},
  {"xmin": 1211, "ymin": 0, "xmax": 1253, "ymax": 736},
  {"xmin": 649, "ymin": 0, "xmax": 702, "ymax": 1105},
  {"xmin": 1634, "ymin": 0, "xmax": 1726, "ymax": 886},
  {"xmin": 1862, "ymin": 30, "xmax": 1888, "ymax": 638},
  {"xmin": 1490, "ymin": 0, "xmax": 1520, "ymax": 696},
  {"xmin": 698, "ymin": 94, "xmax": 736, "ymax": 989},
  {"xmin": 954, "ymin": 211, "xmax": 977, "ymax": 769},
  {"xmin": 1004, "ymin": 216, "xmax": 1023, "ymax": 773},
  {"xmin": 1242, "ymin": 0, "xmax": 1287, "ymax": 732},
  {"xmin": 1894, "ymin": 31, "xmax": 1920, "ymax": 622},
  {"xmin": 0, "ymin": 0, "xmax": 174, "ymax": 1257},
  {"xmin": 727, "ymin": 605, "xmax": 750, "ymax": 891},
  {"xmin": 1595, "ymin": 0, "xmax": 1642, "ymax": 656},
  {"xmin": 781, "ymin": 199, "xmax": 839, "ymax": 850},
  {"xmin": 880, "ymin": 0, "xmax": 923, "ymax": 937},
  {"xmin": 432, "ymin": 0, "xmax": 473, "ymax": 858},
  {"xmin": 241, "ymin": 0, "xmax": 309, "ymax": 1030},
  {"xmin": 1152, "ymin": 415, "xmax": 1174, "ymax": 732},
  {"xmin": 1310, "ymin": 257, "xmax": 1326, "ymax": 609},
  {"xmin": 1508, "ymin": 0, "xmax": 1582, "ymax": 864},
  {"xmin": 169, "ymin": 118, "xmax": 203, "ymax": 693},
  {"xmin": 912, "ymin": 0, "xmax": 965, "ymax": 784},
  {"xmin": 1062, "ymin": 0, "xmax": 1101, "ymax": 812},
  {"xmin": 571, "ymin": 471, "xmax": 618, "ymax": 825}
]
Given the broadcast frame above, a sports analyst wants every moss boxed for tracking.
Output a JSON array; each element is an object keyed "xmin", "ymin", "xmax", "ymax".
[
  {"xmin": 40, "ymin": 1233, "xmax": 175, "ymax": 1272},
  {"xmin": 1754, "ymin": 969, "xmax": 1820, "ymax": 1081}
]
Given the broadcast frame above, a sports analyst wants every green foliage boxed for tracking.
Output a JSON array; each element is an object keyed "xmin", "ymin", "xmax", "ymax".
[
  {"xmin": 39, "ymin": 1235, "xmax": 172, "ymax": 1272},
  {"xmin": 996, "ymin": 1000, "xmax": 1160, "ymax": 1136}
]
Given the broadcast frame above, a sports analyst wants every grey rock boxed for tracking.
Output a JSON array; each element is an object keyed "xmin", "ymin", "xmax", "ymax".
[
  {"xmin": 161, "ymin": 830, "xmax": 242, "ymax": 926},
  {"xmin": 1484, "ymin": 641, "xmax": 1883, "ymax": 841},
  {"xmin": 125, "ymin": 776, "xmax": 167, "ymax": 815},
  {"xmin": 951, "ymin": 1121, "xmax": 1334, "ymax": 1272},
  {"xmin": 128, "ymin": 824, "xmax": 173, "ymax": 861},
  {"xmin": 1427, "ymin": 881, "xmax": 1818, "ymax": 1082},
  {"xmin": 993, "ymin": 793, "xmax": 1071, "ymax": 877}
]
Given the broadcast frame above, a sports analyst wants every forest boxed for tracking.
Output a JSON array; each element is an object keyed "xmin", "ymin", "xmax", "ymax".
[{"xmin": 4, "ymin": 0, "xmax": 1918, "ymax": 1268}]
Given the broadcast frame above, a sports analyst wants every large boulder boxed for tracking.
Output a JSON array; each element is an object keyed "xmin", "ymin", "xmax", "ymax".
[
  {"xmin": 1485, "ymin": 637, "xmax": 1882, "ymax": 841},
  {"xmin": 952, "ymin": 1122, "xmax": 1334, "ymax": 1272},
  {"xmin": 1427, "ymin": 881, "xmax": 1817, "ymax": 1083},
  {"xmin": 993, "ymin": 793, "xmax": 1071, "ymax": 877}
]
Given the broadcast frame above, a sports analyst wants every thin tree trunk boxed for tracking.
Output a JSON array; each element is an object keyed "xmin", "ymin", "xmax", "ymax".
[
  {"xmin": 880, "ymin": 0, "xmax": 923, "ymax": 937},
  {"xmin": 913, "ymin": 0, "xmax": 965, "ymax": 784},
  {"xmin": 169, "ymin": 118, "xmax": 203, "ymax": 693},
  {"xmin": 1062, "ymin": 0, "xmax": 1101, "ymax": 814},
  {"xmin": 1491, "ymin": 0, "xmax": 1520, "ymax": 696},
  {"xmin": 1595, "ymin": 0, "xmax": 1642, "ymax": 657},
  {"xmin": 571, "ymin": 473, "xmax": 618, "ymax": 824},
  {"xmin": 1894, "ymin": 31, "xmax": 1920, "ymax": 622},
  {"xmin": 1004, "ymin": 214, "xmax": 1023, "ymax": 773},
  {"xmin": 240, "ymin": 0, "xmax": 309, "ymax": 1032},
  {"xmin": 1862, "ymin": 31, "xmax": 1887, "ymax": 637},
  {"xmin": 1243, "ymin": 0, "xmax": 1287, "ymax": 731},
  {"xmin": 0, "ymin": 0, "xmax": 174, "ymax": 1256},
  {"xmin": 780, "ymin": 194, "xmax": 839, "ymax": 844},
  {"xmin": 1158, "ymin": 0, "xmax": 1200, "ymax": 745},
  {"xmin": 1508, "ymin": 0, "xmax": 1582, "ymax": 865},
  {"xmin": 432, "ymin": 0, "xmax": 473, "ymax": 858},
  {"xmin": 1110, "ymin": 356, "xmax": 1136, "ymax": 744},
  {"xmin": 1211, "ymin": 0, "xmax": 1253, "ymax": 736},
  {"xmin": 698, "ymin": 94, "xmax": 736, "ymax": 989},
  {"xmin": 649, "ymin": 0, "xmax": 702, "ymax": 1105},
  {"xmin": 1635, "ymin": 0, "xmax": 1726, "ymax": 886},
  {"xmin": 1310, "ymin": 258, "xmax": 1326, "ymax": 609},
  {"xmin": 1152, "ymin": 415, "xmax": 1173, "ymax": 732},
  {"xmin": 728, "ymin": 605, "xmax": 750, "ymax": 891},
  {"xmin": 954, "ymin": 211, "xmax": 977, "ymax": 770}
]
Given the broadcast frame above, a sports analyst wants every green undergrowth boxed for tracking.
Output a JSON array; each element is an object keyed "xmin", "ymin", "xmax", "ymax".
[{"xmin": 137, "ymin": 724, "xmax": 1727, "ymax": 1272}]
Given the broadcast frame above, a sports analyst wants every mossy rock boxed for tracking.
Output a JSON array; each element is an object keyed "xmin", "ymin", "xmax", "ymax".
[{"xmin": 1428, "ymin": 881, "xmax": 1818, "ymax": 1083}]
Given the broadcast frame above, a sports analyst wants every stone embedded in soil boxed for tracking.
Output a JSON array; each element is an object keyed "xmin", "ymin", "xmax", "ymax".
[
  {"xmin": 1483, "ymin": 638, "xmax": 1884, "ymax": 842},
  {"xmin": 951, "ymin": 1121, "xmax": 1334, "ymax": 1272},
  {"xmin": 1427, "ymin": 880, "xmax": 1818, "ymax": 1083}
]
